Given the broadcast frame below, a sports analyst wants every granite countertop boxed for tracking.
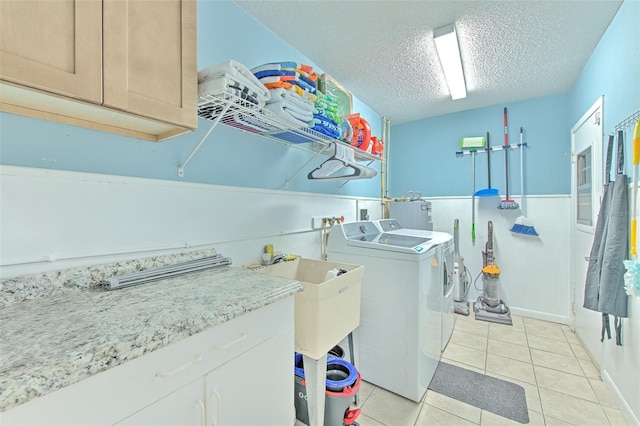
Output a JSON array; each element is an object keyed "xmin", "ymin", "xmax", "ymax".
[{"xmin": 0, "ymin": 251, "xmax": 302, "ymax": 412}]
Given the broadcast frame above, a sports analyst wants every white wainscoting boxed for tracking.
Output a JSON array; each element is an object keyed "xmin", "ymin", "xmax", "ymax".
[
  {"xmin": 0, "ymin": 166, "xmax": 383, "ymax": 278},
  {"xmin": 426, "ymin": 194, "xmax": 572, "ymax": 323},
  {"xmin": 0, "ymin": 165, "xmax": 570, "ymax": 320}
]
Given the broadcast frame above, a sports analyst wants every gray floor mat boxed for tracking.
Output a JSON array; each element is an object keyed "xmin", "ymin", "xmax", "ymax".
[{"xmin": 428, "ymin": 362, "xmax": 530, "ymax": 424}]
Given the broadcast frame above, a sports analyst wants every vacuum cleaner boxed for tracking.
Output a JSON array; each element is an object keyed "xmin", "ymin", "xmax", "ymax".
[{"xmin": 473, "ymin": 221, "xmax": 513, "ymax": 325}]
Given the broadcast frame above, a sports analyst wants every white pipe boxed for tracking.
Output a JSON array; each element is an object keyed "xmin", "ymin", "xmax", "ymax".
[{"xmin": 520, "ymin": 128, "xmax": 526, "ymax": 216}]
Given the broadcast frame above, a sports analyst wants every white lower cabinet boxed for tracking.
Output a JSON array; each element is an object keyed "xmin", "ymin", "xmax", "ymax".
[
  {"xmin": 205, "ymin": 329, "xmax": 294, "ymax": 426},
  {"xmin": 116, "ymin": 328, "xmax": 295, "ymax": 426},
  {"xmin": 115, "ymin": 378, "xmax": 205, "ymax": 426},
  {"xmin": 1, "ymin": 297, "xmax": 295, "ymax": 426}
]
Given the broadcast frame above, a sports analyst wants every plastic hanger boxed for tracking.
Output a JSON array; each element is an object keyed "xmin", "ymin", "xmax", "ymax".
[{"xmin": 307, "ymin": 143, "xmax": 377, "ymax": 180}]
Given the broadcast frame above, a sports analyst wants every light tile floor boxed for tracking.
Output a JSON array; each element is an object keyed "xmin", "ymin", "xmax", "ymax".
[{"xmin": 307, "ymin": 314, "xmax": 630, "ymax": 426}]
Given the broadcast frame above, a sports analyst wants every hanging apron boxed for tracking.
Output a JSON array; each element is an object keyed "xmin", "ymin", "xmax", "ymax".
[
  {"xmin": 584, "ymin": 135, "xmax": 614, "ymax": 312},
  {"xmin": 583, "ymin": 131, "xmax": 629, "ymax": 345}
]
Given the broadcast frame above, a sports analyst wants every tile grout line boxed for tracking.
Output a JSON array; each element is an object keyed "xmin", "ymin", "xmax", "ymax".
[
  {"xmin": 527, "ymin": 323, "xmax": 548, "ymax": 423},
  {"xmin": 522, "ymin": 319, "xmax": 550, "ymax": 424}
]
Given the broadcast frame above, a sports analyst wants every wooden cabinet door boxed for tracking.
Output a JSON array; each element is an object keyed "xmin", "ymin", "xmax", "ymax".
[
  {"xmin": 103, "ymin": 0, "xmax": 197, "ymax": 129},
  {"xmin": 0, "ymin": 0, "xmax": 102, "ymax": 103}
]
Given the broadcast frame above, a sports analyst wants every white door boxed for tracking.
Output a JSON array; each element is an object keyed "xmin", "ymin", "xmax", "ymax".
[{"xmin": 571, "ymin": 96, "xmax": 604, "ymax": 368}]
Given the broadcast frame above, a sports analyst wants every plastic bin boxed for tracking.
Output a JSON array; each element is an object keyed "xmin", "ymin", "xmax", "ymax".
[
  {"xmin": 294, "ymin": 354, "xmax": 361, "ymax": 426},
  {"xmin": 257, "ymin": 258, "xmax": 363, "ymax": 359}
]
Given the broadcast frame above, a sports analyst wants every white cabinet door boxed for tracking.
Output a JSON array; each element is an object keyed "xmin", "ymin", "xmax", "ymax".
[
  {"xmin": 114, "ymin": 378, "xmax": 204, "ymax": 426},
  {"xmin": 205, "ymin": 327, "xmax": 295, "ymax": 426}
]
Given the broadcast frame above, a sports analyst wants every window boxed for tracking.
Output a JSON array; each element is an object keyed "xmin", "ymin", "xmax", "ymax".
[{"xmin": 577, "ymin": 147, "xmax": 592, "ymax": 226}]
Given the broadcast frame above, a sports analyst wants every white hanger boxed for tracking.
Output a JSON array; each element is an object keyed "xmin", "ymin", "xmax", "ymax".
[{"xmin": 307, "ymin": 143, "xmax": 378, "ymax": 180}]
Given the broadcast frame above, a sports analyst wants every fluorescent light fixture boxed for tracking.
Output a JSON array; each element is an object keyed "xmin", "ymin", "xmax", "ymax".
[{"xmin": 433, "ymin": 23, "xmax": 467, "ymax": 100}]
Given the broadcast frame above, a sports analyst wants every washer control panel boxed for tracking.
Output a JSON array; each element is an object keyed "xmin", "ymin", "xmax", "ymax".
[{"xmin": 342, "ymin": 221, "xmax": 380, "ymax": 241}]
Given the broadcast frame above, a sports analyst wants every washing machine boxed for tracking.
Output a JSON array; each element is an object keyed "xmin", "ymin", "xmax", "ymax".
[
  {"xmin": 377, "ymin": 219, "xmax": 455, "ymax": 352},
  {"xmin": 325, "ymin": 221, "xmax": 442, "ymax": 402}
]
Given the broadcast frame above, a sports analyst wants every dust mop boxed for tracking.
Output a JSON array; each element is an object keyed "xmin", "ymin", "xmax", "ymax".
[
  {"xmin": 511, "ymin": 127, "xmax": 539, "ymax": 235},
  {"xmin": 623, "ymin": 119, "xmax": 640, "ymax": 297},
  {"xmin": 498, "ymin": 107, "xmax": 519, "ymax": 210}
]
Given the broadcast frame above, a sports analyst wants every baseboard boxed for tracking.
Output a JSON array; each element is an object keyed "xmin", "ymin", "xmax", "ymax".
[
  {"xmin": 602, "ymin": 370, "xmax": 639, "ymax": 426},
  {"xmin": 508, "ymin": 307, "xmax": 570, "ymax": 325}
]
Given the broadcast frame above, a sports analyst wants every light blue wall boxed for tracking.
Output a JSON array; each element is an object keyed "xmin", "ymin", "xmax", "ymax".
[
  {"xmin": 0, "ymin": 0, "xmax": 382, "ymax": 197},
  {"xmin": 3, "ymin": 0, "xmax": 636, "ymax": 199},
  {"xmin": 389, "ymin": 94, "xmax": 570, "ymax": 198},
  {"xmin": 569, "ymin": 0, "xmax": 639, "ymax": 176},
  {"xmin": 389, "ymin": 0, "xmax": 639, "ymax": 199}
]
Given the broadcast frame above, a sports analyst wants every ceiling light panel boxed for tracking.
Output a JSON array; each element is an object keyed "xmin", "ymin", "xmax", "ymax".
[{"xmin": 433, "ymin": 23, "xmax": 467, "ymax": 100}]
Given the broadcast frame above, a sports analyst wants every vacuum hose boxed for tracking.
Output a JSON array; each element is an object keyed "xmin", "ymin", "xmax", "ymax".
[{"xmin": 483, "ymin": 221, "xmax": 495, "ymax": 266}]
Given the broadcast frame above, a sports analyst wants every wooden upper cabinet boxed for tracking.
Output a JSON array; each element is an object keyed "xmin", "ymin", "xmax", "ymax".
[
  {"xmin": 103, "ymin": 0, "xmax": 197, "ymax": 129},
  {"xmin": 0, "ymin": 0, "xmax": 102, "ymax": 103},
  {"xmin": 0, "ymin": 0, "xmax": 197, "ymax": 141}
]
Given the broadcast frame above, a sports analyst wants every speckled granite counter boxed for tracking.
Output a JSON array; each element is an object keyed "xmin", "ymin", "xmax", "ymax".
[{"xmin": 0, "ymin": 251, "xmax": 302, "ymax": 412}]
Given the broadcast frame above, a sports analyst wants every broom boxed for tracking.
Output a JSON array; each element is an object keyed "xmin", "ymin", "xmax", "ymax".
[
  {"xmin": 511, "ymin": 127, "xmax": 539, "ymax": 235},
  {"xmin": 498, "ymin": 107, "xmax": 519, "ymax": 209}
]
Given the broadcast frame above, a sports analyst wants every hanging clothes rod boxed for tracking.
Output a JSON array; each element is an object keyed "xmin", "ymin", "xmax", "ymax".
[{"xmin": 613, "ymin": 110, "xmax": 640, "ymax": 132}]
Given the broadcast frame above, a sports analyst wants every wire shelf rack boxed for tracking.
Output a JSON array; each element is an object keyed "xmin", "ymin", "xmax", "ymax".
[
  {"xmin": 614, "ymin": 110, "xmax": 640, "ymax": 132},
  {"xmin": 178, "ymin": 90, "xmax": 383, "ymax": 178}
]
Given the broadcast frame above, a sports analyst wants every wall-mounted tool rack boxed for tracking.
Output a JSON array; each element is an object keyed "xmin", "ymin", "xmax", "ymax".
[{"xmin": 455, "ymin": 143, "xmax": 525, "ymax": 157}]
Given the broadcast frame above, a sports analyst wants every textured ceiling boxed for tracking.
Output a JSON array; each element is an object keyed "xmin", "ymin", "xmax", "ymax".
[{"xmin": 235, "ymin": 0, "xmax": 622, "ymax": 124}]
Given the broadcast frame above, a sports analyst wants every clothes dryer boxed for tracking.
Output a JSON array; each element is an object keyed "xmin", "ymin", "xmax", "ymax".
[
  {"xmin": 326, "ymin": 221, "xmax": 441, "ymax": 402},
  {"xmin": 376, "ymin": 220, "xmax": 455, "ymax": 352}
]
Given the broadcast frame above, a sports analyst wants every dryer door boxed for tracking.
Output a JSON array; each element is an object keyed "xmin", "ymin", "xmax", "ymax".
[{"xmin": 441, "ymin": 242, "xmax": 455, "ymax": 351}]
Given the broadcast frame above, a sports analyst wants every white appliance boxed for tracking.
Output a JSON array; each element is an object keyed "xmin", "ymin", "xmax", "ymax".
[
  {"xmin": 440, "ymin": 240, "xmax": 455, "ymax": 351},
  {"xmin": 326, "ymin": 220, "xmax": 444, "ymax": 402},
  {"xmin": 388, "ymin": 200, "xmax": 433, "ymax": 231},
  {"xmin": 377, "ymin": 219, "xmax": 455, "ymax": 352}
]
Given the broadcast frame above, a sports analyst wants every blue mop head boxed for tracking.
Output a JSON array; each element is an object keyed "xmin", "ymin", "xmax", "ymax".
[{"xmin": 510, "ymin": 216, "xmax": 539, "ymax": 236}]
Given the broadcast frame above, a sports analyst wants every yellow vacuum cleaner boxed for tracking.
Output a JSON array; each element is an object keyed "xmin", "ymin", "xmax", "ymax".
[{"xmin": 474, "ymin": 221, "xmax": 513, "ymax": 325}]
